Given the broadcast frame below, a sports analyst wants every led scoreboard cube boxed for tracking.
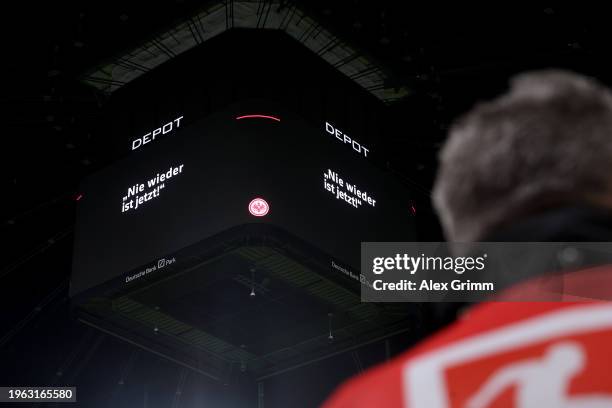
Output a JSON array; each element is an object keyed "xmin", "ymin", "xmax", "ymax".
[{"xmin": 71, "ymin": 100, "xmax": 416, "ymax": 380}]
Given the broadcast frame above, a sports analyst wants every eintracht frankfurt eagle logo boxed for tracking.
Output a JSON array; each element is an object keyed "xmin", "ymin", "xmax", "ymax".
[{"xmin": 248, "ymin": 198, "xmax": 269, "ymax": 217}]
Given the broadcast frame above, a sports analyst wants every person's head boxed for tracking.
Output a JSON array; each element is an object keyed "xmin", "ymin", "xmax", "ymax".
[{"xmin": 433, "ymin": 70, "xmax": 612, "ymax": 242}]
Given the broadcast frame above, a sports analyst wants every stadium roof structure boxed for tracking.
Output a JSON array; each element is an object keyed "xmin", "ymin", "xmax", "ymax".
[
  {"xmin": 81, "ymin": 0, "xmax": 409, "ymax": 103},
  {"xmin": 75, "ymin": 225, "xmax": 415, "ymax": 382}
]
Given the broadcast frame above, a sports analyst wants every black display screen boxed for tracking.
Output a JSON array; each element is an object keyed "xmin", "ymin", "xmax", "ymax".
[{"xmin": 71, "ymin": 103, "xmax": 415, "ymax": 296}]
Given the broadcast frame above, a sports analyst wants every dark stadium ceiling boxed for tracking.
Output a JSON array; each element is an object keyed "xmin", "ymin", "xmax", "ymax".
[
  {"xmin": 81, "ymin": 1, "xmax": 410, "ymax": 103},
  {"xmin": 5, "ymin": 3, "xmax": 606, "ymax": 135},
  {"xmin": 74, "ymin": 2, "xmax": 609, "ymax": 104}
]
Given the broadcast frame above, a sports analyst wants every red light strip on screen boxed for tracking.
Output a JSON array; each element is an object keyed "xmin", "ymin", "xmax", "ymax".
[{"xmin": 235, "ymin": 114, "xmax": 281, "ymax": 122}]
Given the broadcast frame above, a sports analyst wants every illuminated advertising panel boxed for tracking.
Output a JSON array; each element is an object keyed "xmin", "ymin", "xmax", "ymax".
[{"xmin": 71, "ymin": 102, "xmax": 415, "ymax": 296}]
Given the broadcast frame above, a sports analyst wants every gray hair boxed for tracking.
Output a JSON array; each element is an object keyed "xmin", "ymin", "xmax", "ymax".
[{"xmin": 432, "ymin": 70, "xmax": 612, "ymax": 242}]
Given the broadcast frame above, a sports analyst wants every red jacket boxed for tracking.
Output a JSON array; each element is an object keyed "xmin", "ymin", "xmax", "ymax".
[{"xmin": 323, "ymin": 266, "xmax": 612, "ymax": 408}]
